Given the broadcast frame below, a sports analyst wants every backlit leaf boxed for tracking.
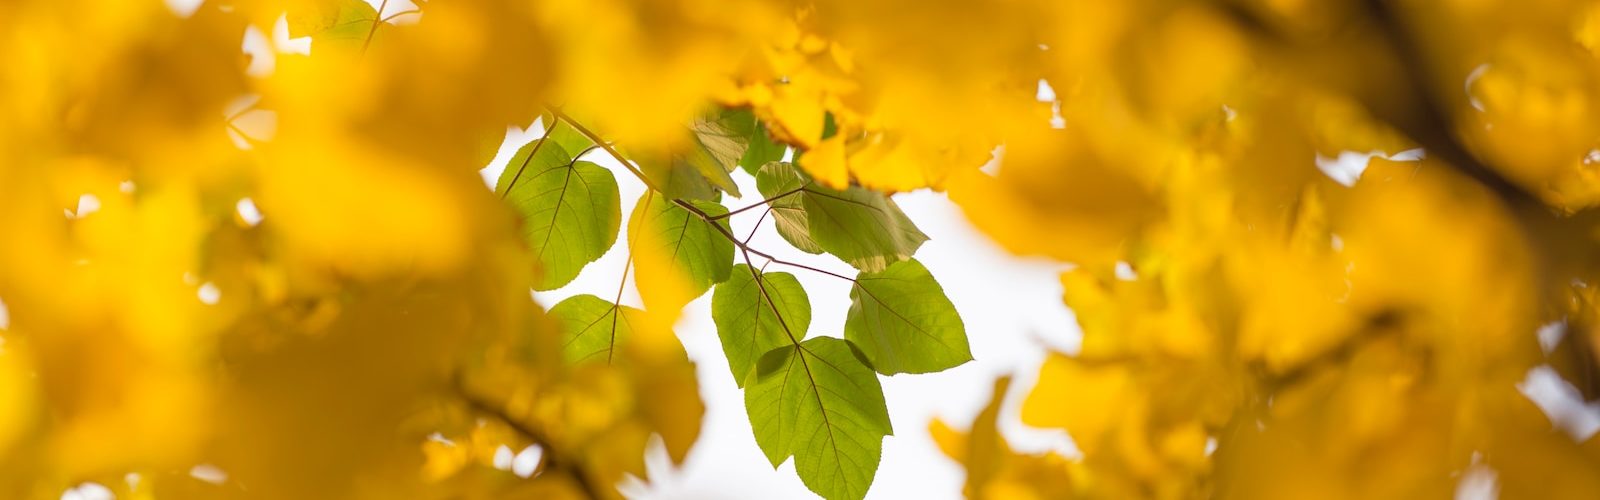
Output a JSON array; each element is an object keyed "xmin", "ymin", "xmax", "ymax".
[
  {"xmin": 745, "ymin": 337, "xmax": 892, "ymax": 500},
  {"xmin": 755, "ymin": 162, "xmax": 928, "ymax": 272},
  {"xmin": 548, "ymin": 294, "xmax": 642, "ymax": 365},
  {"xmin": 499, "ymin": 138, "xmax": 621, "ymax": 290},
  {"xmin": 846, "ymin": 259, "xmax": 971, "ymax": 374},
  {"xmin": 739, "ymin": 119, "xmax": 788, "ymax": 175},
  {"xmin": 711, "ymin": 264, "xmax": 810, "ymax": 386},
  {"xmin": 543, "ymin": 117, "xmax": 596, "ymax": 159},
  {"xmin": 629, "ymin": 194, "xmax": 735, "ymax": 307}
]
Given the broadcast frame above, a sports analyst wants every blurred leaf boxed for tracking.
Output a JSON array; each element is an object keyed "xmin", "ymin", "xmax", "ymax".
[
  {"xmin": 285, "ymin": 0, "xmax": 377, "ymax": 40},
  {"xmin": 846, "ymin": 258, "xmax": 971, "ymax": 374},
  {"xmin": 711, "ymin": 264, "xmax": 810, "ymax": 386},
  {"xmin": 745, "ymin": 337, "xmax": 892, "ymax": 500}
]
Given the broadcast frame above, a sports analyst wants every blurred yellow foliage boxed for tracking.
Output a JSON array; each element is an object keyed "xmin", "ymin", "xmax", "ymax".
[{"xmin": 2, "ymin": 0, "xmax": 1600, "ymax": 499}]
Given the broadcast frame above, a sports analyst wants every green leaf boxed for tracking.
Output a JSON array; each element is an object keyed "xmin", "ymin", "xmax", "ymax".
[
  {"xmin": 755, "ymin": 162, "xmax": 928, "ymax": 272},
  {"xmin": 541, "ymin": 117, "xmax": 595, "ymax": 159},
  {"xmin": 846, "ymin": 259, "xmax": 971, "ymax": 374},
  {"xmin": 633, "ymin": 108, "xmax": 763, "ymax": 201},
  {"xmin": 711, "ymin": 265, "xmax": 810, "ymax": 387},
  {"xmin": 739, "ymin": 119, "xmax": 787, "ymax": 175},
  {"xmin": 746, "ymin": 337, "xmax": 892, "ymax": 500},
  {"xmin": 548, "ymin": 294, "xmax": 641, "ymax": 364},
  {"xmin": 629, "ymin": 194, "xmax": 735, "ymax": 307},
  {"xmin": 499, "ymin": 139, "xmax": 621, "ymax": 290},
  {"xmin": 690, "ymin": 109, "xmax": 758, "ymax": 178}
]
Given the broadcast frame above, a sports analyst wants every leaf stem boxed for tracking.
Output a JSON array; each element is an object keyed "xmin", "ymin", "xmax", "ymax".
[{"xmin": 744, "ymin": 207, "xmax": 773, "ymax": 247}]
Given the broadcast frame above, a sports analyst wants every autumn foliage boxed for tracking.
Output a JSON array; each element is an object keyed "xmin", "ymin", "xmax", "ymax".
[{"xmin": 3, "ymin": 0, "xmax": 1600, "ymax": 499}]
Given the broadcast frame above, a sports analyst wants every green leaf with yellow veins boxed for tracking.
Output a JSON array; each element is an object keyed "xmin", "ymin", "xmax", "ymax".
[
  {"xmin": 755, "ymin": 162, "xmax": 928, "ymax": 272},
  {"xmin": 499, "ymin": 138, "xmax": 621, "ymax": 291},
  {"xmin": 629, "ymin": 194, "xmax": 735, "ymax": 307},
  {"xmin": 548, "ymin": 294, "xmax": 642, "ymax": 364},
  {"xmin": 712, "ymin": 264, "xmax": 810, "ymax": 387},
  {"xmin": 846, "ymin": 258, "xmax": 971, "ymax": 374},
  {"xmin": 745, "ymin": 337, "xmax": 892, "ymax": 500}
]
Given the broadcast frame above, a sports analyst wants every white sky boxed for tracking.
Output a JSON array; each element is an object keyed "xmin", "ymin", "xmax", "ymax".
[{"xmin": 479, "ymin": 121, "xmax": 1082, "ymax": 499}]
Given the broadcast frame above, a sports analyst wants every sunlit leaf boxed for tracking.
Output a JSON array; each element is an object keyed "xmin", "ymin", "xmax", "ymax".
[
  {"xmin": 711, "ymin": 264, "xmax": 810, "ymax": 387},
  {"xmin": 543, "ymin": 117, "xmax": 596, "ymax": 159},
  {"xmin": 630, "ymin": 194, "xmax": 735, "ymax": 307},
  {"xmin": 745, "ymin": 337, "xmax": 892, "ymax": 500},
  {"xmin": 499, "ymin": 138, "xmax": 621, "ymax": 290},
  {"xmin": 846, "ymin": 258, "xmax": 971, "ymax": 374},
  {"xmin": 548, "ymin": 294, "xmax": 642, "ymax": 365}
]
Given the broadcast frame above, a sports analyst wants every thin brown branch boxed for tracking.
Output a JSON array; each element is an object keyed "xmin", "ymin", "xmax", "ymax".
[{"xmin": 744, "ymin": 206, "xmax": 773, "ymax": 247}]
